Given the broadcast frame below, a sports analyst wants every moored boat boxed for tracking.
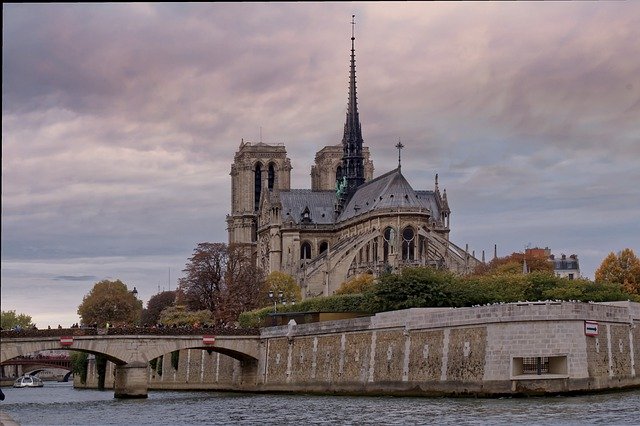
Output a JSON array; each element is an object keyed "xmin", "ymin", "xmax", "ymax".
[{"xmin": 13, "ymin": 374, "xmax": 44, "ymax": 388}]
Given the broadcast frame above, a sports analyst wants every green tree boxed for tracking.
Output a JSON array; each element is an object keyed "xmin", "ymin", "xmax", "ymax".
[
  {"xmin": 1, "ymin": 310, "xmax": 34, "ymax": 329},
  {"xmin": 595, "ymin": 249, "xmax": 640, "ymax": 294},
  {"xmin": 141, "ymin": 290, "xmax": 176, "ymax": 326},
  {"xmin": 77, "ymin": 279, "xmax": 142, "ymax": 327},
  {"xmin": 70, "ymin": 351, "xmax": 89, "ymax": 384},
  {"xmin": 371, "ymin": 267, "xmax": 457, "ymax": 312}
]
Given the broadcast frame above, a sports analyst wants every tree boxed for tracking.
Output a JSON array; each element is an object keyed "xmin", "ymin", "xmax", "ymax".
[
  {"xmin": 218, "ymin": 244, "xmax": 266, "ymax": 324},
  {"xmin": 264, "ymin": 271, "xmax": 301, "ymax": 303},
  {"xmin": 335, "ymin": 274, "xmax": 375, "ymax": 295},
  {"xmin": 371, "ymin": 267, "xmax": 457, "ymax": 312},
  {"xmin": 473, "ymin": 252, "xmax": 553, "ymax": 276},
  {"xmin": 178, "ymin": 242, "xmax": 267, "ymax": 325},
  {"xmin": 178, "ymin": 243, "xmax": 227, "ymax": 314},
  {"xmin": 141, "ymin": 290, "xmax": 176, "ymax": 326},
  {"xmin": 158, "ymin": 305, "xmax": 213, "ymax": 327},
  {"xmin": 1, "ymin": 310, "xmax": 34, "ymax": 329},
  {"xmin": 77, "ymin": 279, "xmax": 142, "ymax": 327},
  {"xmin": 595, "ymin": 249, "xmax": 640, "ymax": 294}
]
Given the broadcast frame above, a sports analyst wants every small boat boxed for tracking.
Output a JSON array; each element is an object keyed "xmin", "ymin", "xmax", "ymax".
[{"xmin": 13, "ymin": 375, "xmax": 44, "ymax": 388}]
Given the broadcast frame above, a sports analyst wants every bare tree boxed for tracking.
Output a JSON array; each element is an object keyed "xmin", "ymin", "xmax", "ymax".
[{"xmin": 178, "ymin": 242, "xmax": 266, "ymax": 325}]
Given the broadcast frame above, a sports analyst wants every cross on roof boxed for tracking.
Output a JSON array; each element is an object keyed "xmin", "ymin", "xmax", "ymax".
[{"xmin": 396, "ymin": 139, "xmax": 404, "ymax": 169}]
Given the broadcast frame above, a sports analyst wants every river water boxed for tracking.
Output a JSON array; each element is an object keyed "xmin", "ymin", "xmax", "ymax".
[{"xmin": 1, "ymin": 382, "xmax": 639, "ymax": 425}]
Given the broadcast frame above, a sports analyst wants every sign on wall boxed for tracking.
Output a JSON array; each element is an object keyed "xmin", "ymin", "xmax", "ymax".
[
  {"xmin": 584, "ymin": 321, "xmax": 599, "ymax": 336},
  {"xmin": 202, "ymin": 335, "xmax": 216, "ymax": 345},
  {"xmin": 60, "ymin": 336, "xmax": 74, "ymax": 346}
]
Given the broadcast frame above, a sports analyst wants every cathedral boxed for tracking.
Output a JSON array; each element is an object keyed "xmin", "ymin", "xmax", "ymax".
[{"xmin": 227, "ymin": 22, "xmax": 481, "ymax": 298}]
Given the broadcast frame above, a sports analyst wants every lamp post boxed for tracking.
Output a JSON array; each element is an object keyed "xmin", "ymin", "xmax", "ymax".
[
  {"xmin": 269, "ymin": 290, "xmax": 284, "ymax": 313},
  {"xmin": 131, "ymin": 287, "xmax": 138, "ymax": 298}
]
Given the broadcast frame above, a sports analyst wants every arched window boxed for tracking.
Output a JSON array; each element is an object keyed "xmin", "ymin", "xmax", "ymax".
[
  {"xmin": 402, "ymin": 226, "xmax": 415, "ymax": 261},
  {"xmin": 254, "ymin": 163, "xmax": 263, "ymax": 211},
  {"xmin": 268, "ymin": 163, "xmax": 276, "ymax": 191},
  {"xmin": 319, "ymin": 241, "xmax": 328, "ymax": 255},
  {"xmin": 383, "ymin": 227, "xmax": 395, "ymax": 263},
  {"xmin": 301, "ymin": 242, "xmax": 312, "ymax": 260}
]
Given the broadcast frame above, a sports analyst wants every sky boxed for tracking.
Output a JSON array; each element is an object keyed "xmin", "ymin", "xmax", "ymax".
[{"xmin": 2, "ymin": 3, "xmax": 639, "ymax": 328}]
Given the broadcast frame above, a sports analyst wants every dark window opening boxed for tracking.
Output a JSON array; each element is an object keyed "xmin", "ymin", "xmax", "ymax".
[
  {"xmin": 301, "ymin": 242, "xmax": 312, "ymax": 260},
  {"xmin": 268, "ymin": 163, "xmax": 276, "ymax": 191},
  {"xmin": 254, "ymin": 164, "xmax": 263, "ymax": 211}
]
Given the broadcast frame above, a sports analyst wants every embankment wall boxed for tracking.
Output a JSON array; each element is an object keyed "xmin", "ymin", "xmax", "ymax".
[{"xmin": 76, "ymin": 301, "xmax": 640, "ymax": 396}]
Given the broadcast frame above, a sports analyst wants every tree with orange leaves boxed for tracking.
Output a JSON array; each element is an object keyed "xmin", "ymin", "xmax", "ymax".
[{"xmin": 595, "ymin": 248, "xmax": 640, "ymax": 294}]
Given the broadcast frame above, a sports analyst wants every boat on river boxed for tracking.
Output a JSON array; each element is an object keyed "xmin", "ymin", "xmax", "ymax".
[{"xmin": 13, "ymin": 375, "xmax": 44, "ymax": 388}]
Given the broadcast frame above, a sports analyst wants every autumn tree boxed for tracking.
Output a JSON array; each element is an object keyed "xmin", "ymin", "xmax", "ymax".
[
  {"xmin": 595, "ymin": 249, "xmax": 640, "ymax": 294},
  {"xmin": 1, "ymin": 310, "xmax": 34, "ymax": 329},
  {"xmin": 335, "ymin": 274, "xmax": 375, "ymax": 295},
  {"xmin": 141, "ymin": 290, "xmax": 176, "ymax": 326},
  {"xmin": 264, "ymin": 271, "xmax": 301, "ymax": 303},
  {"xmin": 77, "ymin": 279, "xmax": 142, "ymax": 327},
  {"xmin": 473, "ymin": 251, "xmax": 553, "ymax": 276}
]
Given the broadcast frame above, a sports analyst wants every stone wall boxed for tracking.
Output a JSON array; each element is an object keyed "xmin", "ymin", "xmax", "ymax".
[
  {"xmin": 257, "ymin": 301, "xmax": 639, "ymax": 396},
  {"xmin": 75, "ymin": 301, "xmax": 639, "ymax": 397}
]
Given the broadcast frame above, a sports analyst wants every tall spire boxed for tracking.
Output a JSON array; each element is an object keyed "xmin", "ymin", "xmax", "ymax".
[{"xmin": 338, "ymin": 14, "xmax": 365, "ymax": 210}]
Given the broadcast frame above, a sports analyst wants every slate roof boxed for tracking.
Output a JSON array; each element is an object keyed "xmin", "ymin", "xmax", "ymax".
[
  {"xmin": 277, "ymin": 168, "xmax": 441, "ymax": 225},
  {"xmin": 337, "ymin": 168, "xmax": 433, "ymax": 222},
  {"xmin": 280, "ymin": 190, "xmax": 336, "ymax": 225}
]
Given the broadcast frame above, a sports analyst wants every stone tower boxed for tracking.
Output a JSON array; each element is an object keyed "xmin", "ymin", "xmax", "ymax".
[
  {"xmin": 226, "ymin": 140, "xmax": 291, "ymax": 248},
  {"xmin": 311, "ymin": 144, "xmax": 373, "ymax": 191}
]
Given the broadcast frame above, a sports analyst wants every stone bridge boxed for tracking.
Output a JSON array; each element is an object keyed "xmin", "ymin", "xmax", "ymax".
[{"xmin": 0, "ymin": 329, "xmax": 261, "ymax": 398}]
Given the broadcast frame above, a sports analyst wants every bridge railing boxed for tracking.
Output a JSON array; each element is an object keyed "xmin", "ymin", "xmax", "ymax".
[{"xmin": 0, "ymin": 326, "xmax": 260, "ymax": 339}]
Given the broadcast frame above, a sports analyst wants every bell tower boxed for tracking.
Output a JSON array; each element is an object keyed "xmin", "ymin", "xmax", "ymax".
[{"xmin": 226, "ymin": 140, "xmax": 291, "ymax": 248}]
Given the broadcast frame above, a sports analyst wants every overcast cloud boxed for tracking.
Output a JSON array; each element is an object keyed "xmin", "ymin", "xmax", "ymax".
[{"xmin": 2, "ymin": 3, "xmax": 639, "ymax": 327}]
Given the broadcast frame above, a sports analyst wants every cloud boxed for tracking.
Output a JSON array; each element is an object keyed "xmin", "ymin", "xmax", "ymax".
[{"xmin": 2, "ymin": 3, "xmax": 639, "ymax": 326}]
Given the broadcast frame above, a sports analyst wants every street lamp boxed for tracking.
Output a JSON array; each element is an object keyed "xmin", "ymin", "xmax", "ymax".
[
  {"xmin": 268, "ymin": 290, "xmax": 284, "ymax": 313},
  {"xmin": 131, "ymin": 287, "xmax": 138, "ymax": 298}
]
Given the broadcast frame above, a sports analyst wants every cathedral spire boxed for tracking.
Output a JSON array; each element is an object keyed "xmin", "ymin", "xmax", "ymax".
[{"xmin": 338, "ymin": 14, "xmax": 365, "ymax": 210}]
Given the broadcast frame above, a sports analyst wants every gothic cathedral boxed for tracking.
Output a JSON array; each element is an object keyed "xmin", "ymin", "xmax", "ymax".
[{"xmin": 227, "ymin": 22, "xmax": 480, "ymax": 298}]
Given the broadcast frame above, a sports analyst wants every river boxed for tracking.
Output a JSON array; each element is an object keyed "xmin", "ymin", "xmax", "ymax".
[{"xmin": 1, "ymin": 382, "xmax": 639, "ymax": 425}]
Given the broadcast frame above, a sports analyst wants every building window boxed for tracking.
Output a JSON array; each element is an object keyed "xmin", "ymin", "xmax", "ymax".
[
  {"xmin": 383, "ymin": 227, "xmax": 395, "ymax": 263},
  {"xmin": 268, "ymin": 163, "xmax": 276, "ymax": 191},
  {"xmin": 319, "ymin": 241, "xmax": 328, "ymax": 255},
  {"xmin": 301, "ymin": 242, "xmax": 312, "ymax": 260},
  {"xmin": 568, "ymin": 273, "xmax": 574, "ymax": 280},
  {"xmin": 335, "ymin": 165, "xmax": 343, "ymax": 187},
  {"xmin": 254, "ymin": 163, "xmax": 263, "ymax": 211},
  {"xmin": 402, "ymin": 226, "xmax": 415, "ymax": 261}
]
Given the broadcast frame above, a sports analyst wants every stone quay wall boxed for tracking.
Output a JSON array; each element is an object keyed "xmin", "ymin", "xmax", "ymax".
[
  {"xmin": 76, "ymin": 301, "xmax": 639, "ymax": 396},
  {"xmin": 256, "ymin": 301, "xmax": 639, "ymax": 396}
]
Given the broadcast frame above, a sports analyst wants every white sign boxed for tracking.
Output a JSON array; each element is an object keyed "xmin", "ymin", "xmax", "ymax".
[{"xmin": 584, "ymin": 321, "xmax": 599, "ymax": 336}]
